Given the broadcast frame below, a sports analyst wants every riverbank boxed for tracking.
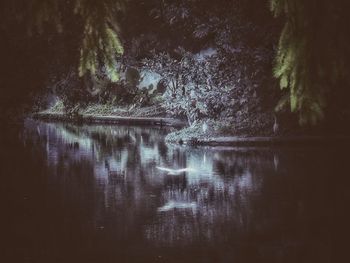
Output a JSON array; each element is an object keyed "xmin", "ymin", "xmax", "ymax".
[
  {"xmin": 164, "ymin": 117, "xmax": 350, "ymax": 147},
  {"xmin": 33, "ymin": 112, "xmax": 186, "ymax": 127},
  {"xmin": 173, "ymin": 135, "xmax": 350, "ymax": 147},
  {"xmin": 32, "ymin": 112, "xmax": 350, "ymax": 148}
]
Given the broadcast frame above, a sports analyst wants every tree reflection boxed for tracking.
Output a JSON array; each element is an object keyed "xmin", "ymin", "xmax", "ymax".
[{"xmin": 13, "ymin": 119, "xmax": 339, "ymax": 262}]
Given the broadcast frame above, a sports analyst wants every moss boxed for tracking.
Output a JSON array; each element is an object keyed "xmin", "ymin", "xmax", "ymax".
[
  {"xmin": 43, "ymin": 100, "xmax": 65, "ymax": 114},
  {"xmin": 165, "ymin": 120, "xmax": 236, "ymax": 143},
  {"xmin": 165, "ymin": 114, "xmax": 277, "ymax": 144}
]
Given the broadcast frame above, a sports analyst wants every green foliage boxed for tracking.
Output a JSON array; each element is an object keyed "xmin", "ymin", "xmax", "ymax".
[
  {"xmin": 271, "ymin": 0, "xmax": 350, "ymax": 125},
  {"xmin": 24, "ymin": 0, "xmax": 125, "ymax": 82},
  {"xmin": 75, "ymin": 0, "xmax": 125, "ymax": 82}
]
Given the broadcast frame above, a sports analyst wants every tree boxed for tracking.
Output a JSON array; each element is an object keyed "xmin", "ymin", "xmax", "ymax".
[
  {"xmin": 271, "ymin": 0, "xmax": 350, "ymax": 125},
  {"xmin": 1, "ymin": 0, "xmax": 125, "ymax": 81},
  {"xmin": 74, "ymin": 0, "xmax": 125, "ymax": 81}
]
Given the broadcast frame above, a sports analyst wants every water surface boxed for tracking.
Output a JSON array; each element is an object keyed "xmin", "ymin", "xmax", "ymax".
[{"xmin": 1, "ymin": 120, "xmax": 348, "ymax": 263}]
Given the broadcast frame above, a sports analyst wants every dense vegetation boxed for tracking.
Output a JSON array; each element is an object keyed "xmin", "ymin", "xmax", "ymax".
[{"xmin": 1, "ymin": 0, "xmax": 349, "ymax": 134}]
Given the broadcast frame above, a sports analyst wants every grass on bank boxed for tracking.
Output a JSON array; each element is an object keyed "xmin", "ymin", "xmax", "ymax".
[{"xmin": 42, "ymin": 99, "xmax": 167, "ymax": 118}]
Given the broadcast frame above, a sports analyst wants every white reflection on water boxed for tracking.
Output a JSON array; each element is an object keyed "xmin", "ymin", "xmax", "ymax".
[
  {"xmin": 156, "ymin": 166, "xmax": 196, "ymax": 175},
  {"xmin": 158, "ymin": 201, "xmax": 197, "ymax": 212}
]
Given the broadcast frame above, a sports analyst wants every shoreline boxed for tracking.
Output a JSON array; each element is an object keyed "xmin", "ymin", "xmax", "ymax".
[
  {"xmin": 33, "ymin": 112, "xmax": 350, "ymax": 147},
  {"xmin": 32, "ymin": 112, "xmax": 186, "ymax": 127},
  {"xmin": 177, "ymin": 135, "xmax": 350, "ymax": 147}
]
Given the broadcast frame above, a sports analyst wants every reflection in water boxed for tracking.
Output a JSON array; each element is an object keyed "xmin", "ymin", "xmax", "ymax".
[
  {"xmin": 156, "ymin": 167, "xmax": 196, "ymax": 175},
  {"xmin": 2, "ymin": 119, "xmax": 348, "ymax": 263},
  {"xmin": 157, "ymin": 201, "xmax": 197, "ymax": 212}
]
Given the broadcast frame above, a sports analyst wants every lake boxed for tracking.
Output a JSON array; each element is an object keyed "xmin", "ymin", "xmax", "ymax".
[{"xmin": 1, "ymin": 119, "xmax": 348, "ymax": 263}]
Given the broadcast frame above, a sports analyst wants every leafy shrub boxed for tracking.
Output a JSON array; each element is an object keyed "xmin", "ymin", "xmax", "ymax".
[{"xmin": 142, "ymin": 49, "xmax": 235, "ymax": 124}]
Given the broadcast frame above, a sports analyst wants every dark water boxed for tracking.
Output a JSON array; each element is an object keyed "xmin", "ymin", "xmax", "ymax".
[{"xmin": 1, "ymin": 120, "xmax": 349, "ymax": 263}]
